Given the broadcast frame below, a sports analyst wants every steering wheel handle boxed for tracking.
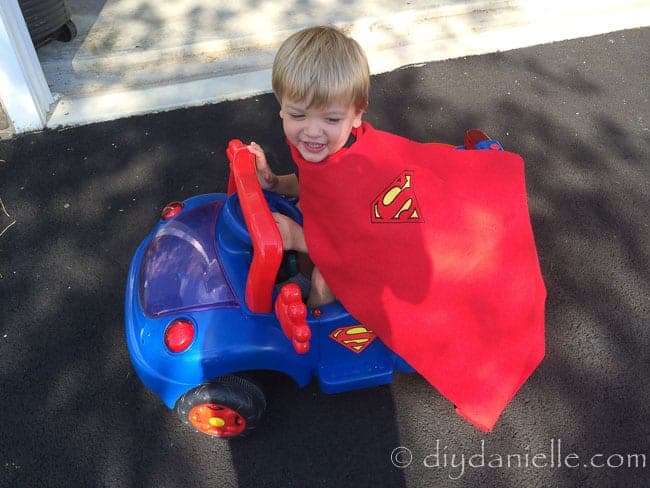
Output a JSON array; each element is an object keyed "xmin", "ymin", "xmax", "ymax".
[{"xmin": 222, "ymin": 189, "xmax": 302, "ymax": 249}]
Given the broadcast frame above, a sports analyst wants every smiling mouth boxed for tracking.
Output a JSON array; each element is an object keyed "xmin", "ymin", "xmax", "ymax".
[{"xmin": 302, "ymin": 141, "xmax": 325, "ymax": 153}]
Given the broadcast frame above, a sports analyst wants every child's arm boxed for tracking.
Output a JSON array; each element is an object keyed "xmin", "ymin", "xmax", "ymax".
[
  {"xmin": 273, "ymin": 174, "xmax": 300, "ymax": 197},
  {"xmin": 248, "ymin": 142, "xmax": 300, "ymax": 197}
]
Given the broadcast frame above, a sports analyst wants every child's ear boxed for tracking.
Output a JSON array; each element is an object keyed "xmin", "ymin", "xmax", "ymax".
[{"xmin": 352, "ymin": 109, "xmax": 364, "ymax": 128}]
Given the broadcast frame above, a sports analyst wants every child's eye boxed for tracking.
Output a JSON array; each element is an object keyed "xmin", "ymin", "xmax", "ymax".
[
  {"xmin": 326, "ymin": 118, "xmax": 341, "ymax": 123},
  {"xmin": 290, "ymin": 113, "xmax": 305, "ymax": 120}
]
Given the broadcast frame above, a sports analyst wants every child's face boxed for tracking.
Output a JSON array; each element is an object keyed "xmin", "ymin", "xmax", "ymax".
[{"xmin": 279, "ymin": 98, "xmax": 363, "ymax": 163}]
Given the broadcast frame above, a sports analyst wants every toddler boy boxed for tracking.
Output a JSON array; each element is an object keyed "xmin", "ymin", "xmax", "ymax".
[{"xmin": 247, "ymin": 25, "xmax": 369, "ymax": 306}]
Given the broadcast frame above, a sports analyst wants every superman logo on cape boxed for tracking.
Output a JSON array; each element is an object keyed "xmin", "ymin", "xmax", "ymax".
[{"xmin": 288, "ymin": 122, "xmax": 546, "ymax": 431}]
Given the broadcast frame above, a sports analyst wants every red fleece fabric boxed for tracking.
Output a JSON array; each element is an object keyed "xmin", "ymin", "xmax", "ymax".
[{"xmin": 290, "ymin": 122, "xmax": 546, "ymax": 431}]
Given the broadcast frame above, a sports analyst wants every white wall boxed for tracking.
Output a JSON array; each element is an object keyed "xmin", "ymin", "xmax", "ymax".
[{"xmin": 0, "ymin": 0, "xmax": 54, "ymax": 135}]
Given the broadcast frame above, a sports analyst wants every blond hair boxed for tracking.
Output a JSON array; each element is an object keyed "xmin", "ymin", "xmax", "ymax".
[{"xmin": 272, "ymin": 26, "xmax": 370, "ymax": 111}]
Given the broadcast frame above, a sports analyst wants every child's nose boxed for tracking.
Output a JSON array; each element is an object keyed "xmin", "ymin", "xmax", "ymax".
[{"xmin": 303, "ymin": 120, "xmax": 323, "ymax": 137}]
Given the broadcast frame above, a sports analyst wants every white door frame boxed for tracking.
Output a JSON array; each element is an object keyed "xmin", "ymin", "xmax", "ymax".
[{"xmin": 0, "ymin": 0, "xmax": 53, "ymax": 134}]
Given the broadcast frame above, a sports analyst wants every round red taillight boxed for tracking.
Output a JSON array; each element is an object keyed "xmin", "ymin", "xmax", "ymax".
[
  {"xmin": 164, "ymin": 319, "xmax": 195, "ymax": 353},
  {"xmin": 161, "ymin": 201, "xmax": 184, "ymax": 220}
]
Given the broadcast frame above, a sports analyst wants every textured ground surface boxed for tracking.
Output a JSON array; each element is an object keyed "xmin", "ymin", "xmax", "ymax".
[{"xmin": 1, "ymin": 28, "xmax": 648, "ymax": 487}]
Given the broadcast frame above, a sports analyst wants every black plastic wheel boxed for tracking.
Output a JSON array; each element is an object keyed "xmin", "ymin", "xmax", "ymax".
[
  {"xmin": 175, "ymin": 375, "xmax": 266, "ymax": 438},
  {"xmin": 56, "ymin": 20, "xmax": 77, "ymax": 42}
]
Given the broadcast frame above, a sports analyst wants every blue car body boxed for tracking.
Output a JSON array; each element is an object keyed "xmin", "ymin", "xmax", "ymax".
[{"xmin": 125, "ymin": 191, "xmax": 414, "ymax": 410}]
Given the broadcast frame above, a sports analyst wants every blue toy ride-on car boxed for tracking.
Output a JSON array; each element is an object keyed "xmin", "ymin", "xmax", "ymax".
[{"xmin": 125, "ymin": 140, "xmax": 418, "ymax": 437}]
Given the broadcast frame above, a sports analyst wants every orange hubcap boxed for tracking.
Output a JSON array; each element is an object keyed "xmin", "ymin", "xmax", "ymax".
[{"xmin": 188, "ymin": 403, "xmax": 246, "ymax": 437}]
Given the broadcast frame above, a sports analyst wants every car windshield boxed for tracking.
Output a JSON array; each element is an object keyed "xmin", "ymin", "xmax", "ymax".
[{"xmin": 138, "ymin": 201, "xmax": 237, "ymax": 317}]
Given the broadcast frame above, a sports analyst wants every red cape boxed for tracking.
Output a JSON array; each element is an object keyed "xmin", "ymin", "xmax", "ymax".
[{"xmin": 290, "ymin": 122, "xmax": 546, "ymax": 431}]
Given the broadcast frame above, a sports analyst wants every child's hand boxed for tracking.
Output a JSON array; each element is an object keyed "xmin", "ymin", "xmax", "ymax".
[{"xmin": 248, "ymin": 141, "xmax": 279, "ymax": 191}]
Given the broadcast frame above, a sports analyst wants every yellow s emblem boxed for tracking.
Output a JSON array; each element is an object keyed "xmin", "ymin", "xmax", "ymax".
[{"xmin": 371, "ymin": 171, "xmax": 423, "ymax": 223}]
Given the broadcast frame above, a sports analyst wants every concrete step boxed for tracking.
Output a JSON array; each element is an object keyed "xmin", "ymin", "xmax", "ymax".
[{"xmin": 35, "ymin": 0, "xmax": 650, "ymax": 129}]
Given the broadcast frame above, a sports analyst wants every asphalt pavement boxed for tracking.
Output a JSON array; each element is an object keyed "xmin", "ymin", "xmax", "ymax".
[{"xmin": 0, "ymin": 28, "xmax": 648, "ymax": 487}]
